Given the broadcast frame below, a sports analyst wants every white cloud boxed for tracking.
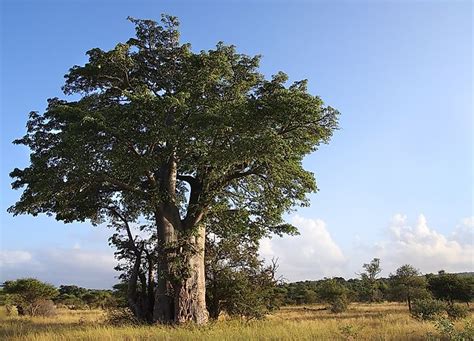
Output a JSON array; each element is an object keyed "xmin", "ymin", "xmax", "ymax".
[
  {"xmin": 373, "ymin": 214, "xmax": 473, "ymax": 274},
  {"xmin": 452, "ymin": 217, "xmax": 474, "ymax": 247},
  {"xmin": 1, "ymin": 214, "xmax": 471, "ymax": 288},
  {"xmin": 260, "ymin": 215, "xmax": 346, "ymax": 281},
  {"xmin": 0, "ymin": 248, "xmax": 117, "ymax": 288},
  {"xmin": 0, "ymin": 250, "xmax": 32, "ymax": 266}
]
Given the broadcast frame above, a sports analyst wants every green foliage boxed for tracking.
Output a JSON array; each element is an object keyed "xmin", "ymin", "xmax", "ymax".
[
  {"xmin": 338, "ymin": 324, "xmax": 361, "ymax": 340},
  {"xmin": 303, "ymin": 289, "xmax": 318, "ymax": 304},
  {"xmin": 0, "ymin": 289, "xmax": 14, "ymax": 305},
  {"xmin": 363, "ymin": 258, "xmax": 382, "ymax": 279},
  {"xmin": 329, "ymin": 297, "xmax": 349, "ymax": 313},
  {"xmin": 427, "ymin": 271, "xmax": 473, "ymax": 304},
  {"xmin": 111, "ymin": 283, "xmax": 129, "ymax": 308},
  {"xmin": 317, "ymin": 278, "xmax": 349, "ymax": 313},
  {"xmin": 56, "ymin": 294, "xmax": 87, "ymax": 309},
  {"xmin": 3, "ymin": 278, "xmax": 58, "ymax": 302},
  {"xmin": 0, "ymin": 290, "xmax": 16, "ymax": 316},
  {"xmin": 430, "ymin": 318, "xmax": 474, "ymax": 341},
  {"xmin": 58, "ymin": 285, "xmax": 89, "ymax": 298},
  {"xmin": 2, "ymin": 278, "xmax": 58, "ymax": 316},
  {"xmin": 30, "ymin": 299, "xmax": 57, "ymax": 317},
  {"xmin": 264, "ymin": 271, "xmax": 473, "ymax": 308},
  {"xmin": 55, "ymin": 284, "xmax": 117, "ymax": 310},
  {"xmin": 8, "ymin": 14, "xmax": 339, "ymax": 323},
  {"xmin": 216, "ymin": 266, "xmax": 279, "ymax": 320},
  {"xmin": 205, "ymin": 223, "xmax": 280, "ymax": 320},
  {"xmin": 9, "ymin": 14, "xmax": 338, "ymax": 241},
  {"xmin": 105, "ymin": 307, "xmax": 144, "ymax": 326},
  {"xmin": 359, "ymin": 258, "xmax": 383, "ymax": 303},
  {"xmin": 277, "ymin": 281, "xmax": 318, "ymax": 305},
  {"xmin": 445, "ymin": 303, "xmax": 469, "ymax": 320},
  {"xmin": 388, "ymin": 264, "xmax": 430, "ymax": 312},
  {"xmin": 410, "ymin": 298, "xmax": 446, "ymax": 320},
  {"xmin": 82, "ymin": 290, "xmax": 116, "ymax": 309}
]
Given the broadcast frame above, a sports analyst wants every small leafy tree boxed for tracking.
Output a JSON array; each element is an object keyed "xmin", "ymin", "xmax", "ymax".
[
  {"xmin": 359, "ymin": 258, "xmax": 382, "ymax": 302},
  {"xmin": 58, "ymin": 285, "xmax": 88, "ymax": 298},
  {"xmin": 317, "ymin": 278, "xmax": 349, "ymax": 313},
  {"xmin": 411, "ymin": 298, "xmax": 446, "ymax": 320},
  {"xmin": 445, "ymin": 303, "xmax": 469, "ymax": 320},
  {"xmin": 212, "ymin": 262, "xmax": 279, "ymax": 320},
  {"xmin": 389, "ymin": 264, "xmax": 429, "ymax": 312},
  {"xmin": 0, "ymin": 289, "xmax": 16, "ymax": 315},
  {"xmin": 56, "ymin": 285, "xmax": 89, "ymax": 309},
  {"xmin": 82, "ymin": 290, "xmax": 115, "ymax": 309},
  {"xmin": 2, "ymin": 278, "xmax": 58, "ymax": 316},
  {"xmin": 427, "ymin": 271, "xmax": 473, "ymax": 305},
  {"xmin": 205, "ymin": 210, "xmax": 284, "ymax": 320},
  {"xmin": 431, "ymin": 318, "xmax": 474, "ymax": 341}
]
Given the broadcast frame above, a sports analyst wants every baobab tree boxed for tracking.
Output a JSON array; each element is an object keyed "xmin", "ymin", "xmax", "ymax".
[{"xmin": 9, "ymin": 15, "xmax": 339, "ymax": 324}]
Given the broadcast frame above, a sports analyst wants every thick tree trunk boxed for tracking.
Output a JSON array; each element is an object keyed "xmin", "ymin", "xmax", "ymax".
[
  {"xmin": 174, "ymin": 224, "xmax": 208, "ymax": 324},
  {"xmin": 153, "ymin": 214, "xmax": 208, "ymax": 324},
  {"xmin": 153, "ymin": 206, "xmax": 177, "ymax": 323},
  {"xmin": 152, "ymin": 203, "xmax": 208, "ymax": 324},
  {"xmin": 153, "ymin": 158, "xmax": 208, "ymax": 324}
]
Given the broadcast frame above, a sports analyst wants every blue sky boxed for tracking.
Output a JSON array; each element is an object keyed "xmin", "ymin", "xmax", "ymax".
[{"xmin": 1, "ymin": 0, "xmax": 472, "ymax": 288}]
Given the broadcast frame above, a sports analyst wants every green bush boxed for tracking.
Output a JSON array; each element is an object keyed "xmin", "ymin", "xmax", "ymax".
[
  {"xmin": 318, "ymin": 278, "xmax": 350, "ymax": 313},
  {"xmin": 2, "ymin": 278, "xmax": 58, "ymax": 317},
  {"xmin": 330, "ymin": 297, "xmax": 348, "ymax": 313},
  {"xmin": 411, "ymin": 298, "xmax": 445, "ymax": 320},
  {"xmin": 431, "ymin": 317, "xmax": 474, "ymax": 341},
  {"xmin": 27, "ymin": 299, "xmax": 57, "ymax": 317},
  {"xmin": 338, "ymin": 324, "xmax": 360, "ymax": 339},
  {"xmin": 446, "ymin": 303, "xmax": 469, "ymax": 320}
]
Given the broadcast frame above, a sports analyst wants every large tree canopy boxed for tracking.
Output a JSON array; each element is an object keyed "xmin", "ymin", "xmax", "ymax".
[{"xmin": 9, "ymin": 15, "xmax": 339, "ymax": 324}]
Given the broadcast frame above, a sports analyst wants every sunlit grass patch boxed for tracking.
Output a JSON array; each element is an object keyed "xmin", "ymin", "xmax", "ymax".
[{"xmin": 0, "ymin": 303, "xmax": 472, "ymax": 340}]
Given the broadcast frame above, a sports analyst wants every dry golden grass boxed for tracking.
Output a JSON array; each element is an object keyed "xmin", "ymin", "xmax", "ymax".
[{"xmin": 0, "ymin": 303, "xmax": 472, "ymax": 340}]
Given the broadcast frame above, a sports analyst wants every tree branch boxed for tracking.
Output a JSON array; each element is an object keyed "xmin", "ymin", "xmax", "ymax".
[
  {"xmin": 107, "ymin": 206, "xmax": 140, "ymax": 255},
  {"xmin": 177, "ymin": 174, "xmax": 197, "ymax": 186}
]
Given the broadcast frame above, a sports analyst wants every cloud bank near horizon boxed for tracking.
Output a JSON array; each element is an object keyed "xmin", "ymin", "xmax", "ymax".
[
  {"xmin": 259, "ymin": 215, "xmax": 347, "ymax": 281},
  {"xmin": 0, "ymin": 248, "xmax": 117, "ymax": 289},
  {"xmin": 372, "ymin": 214, "xmax": 473, "ymax": 275},
  {"xmin": 1, "ymin": 214, "xmax": 472, "ymax": 288}
]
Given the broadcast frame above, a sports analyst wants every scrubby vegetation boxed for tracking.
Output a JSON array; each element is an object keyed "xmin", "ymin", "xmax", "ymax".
[
  {"xmin": 410, "ymin": 298, "xmax": 447, "ymax": 320},
  {"xmin": 3, "ymin": 263, "xmax": 472, "ymax": 322},
  {"xmin": 1, "ymin": 263, "xmax": 472, "ymax": 340},
  {"xmin": 0, "ymin": 303, "xmax": 472, "ymax": 340},
  {"xmin": 2, "ymin": 278, "xmax": 58, "ymax": 317},
  {"xmin": 275, "ymin": 266, "xmax": 473, "ymax": 311}
]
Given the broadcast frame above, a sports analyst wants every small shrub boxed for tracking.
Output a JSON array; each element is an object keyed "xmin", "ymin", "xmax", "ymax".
[
  {"xmin": 432, "ymin": 317, "xmax": 474, "ymax": 341},
  {"xmin": 105, "ymin": 307, "xmax": 142, "ymax": 326},
  {"xmin": 446, "ymin": 303, "xmax": 469, "ymax": 320},
  {"xmin": 318, "ymin": 278, "xmax": 350, "ymax": 313},
  {"xmin": 26, "ymin": 299, "xmax": 57, "ymax": 317},
  {"xmin": 411, "ymin": 298, "xmax": 445, "ymax": 320},
  {"xmin": 338, "ymin": 324, "xmax": 360, "ymax": 340},
  {"xmin": 330, "ymin": 297, "xmax": 348, "ymax": 313}
]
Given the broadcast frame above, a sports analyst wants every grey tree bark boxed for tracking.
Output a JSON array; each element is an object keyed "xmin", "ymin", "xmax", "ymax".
[{"xmin": 152, "ymin": 158, "xmax": 208, "ymax": 324}]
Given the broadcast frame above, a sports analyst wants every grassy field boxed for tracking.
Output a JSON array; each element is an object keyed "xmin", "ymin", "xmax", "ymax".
[{"xmin": 0, "ymin": 303, "xmax": 472, "ymax": 340}]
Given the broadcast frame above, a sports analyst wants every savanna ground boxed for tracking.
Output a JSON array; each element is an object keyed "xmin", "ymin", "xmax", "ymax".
[{"xmin": 0, "ymin": 303, "xmax": 472, "ymax": 340}]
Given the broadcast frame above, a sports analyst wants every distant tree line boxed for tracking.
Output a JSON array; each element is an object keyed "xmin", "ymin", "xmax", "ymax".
[
  {"xmin": 0, "ymin": 279, "xmax": 120, "ymax": 316},
  {"xmin": 1, "ymin": 259, "xmax": 472, "ymax": 319},
  {"xmin": 274, "ymin": 259, "xmax": 473, "ymax": 315}
]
